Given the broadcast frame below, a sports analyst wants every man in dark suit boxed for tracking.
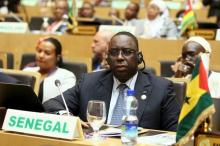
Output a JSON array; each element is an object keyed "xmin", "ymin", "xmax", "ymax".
[
  {"xmin": 43, "ymin": 31, "xmax": 180, "ymax": 131},
  {"xmin": 0, "ymin": 72, "xmax": 18, "ymax": 83}
]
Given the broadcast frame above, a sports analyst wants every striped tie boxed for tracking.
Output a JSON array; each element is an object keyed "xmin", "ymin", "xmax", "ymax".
[{"xmin": 110, "ymin": 84, "xmax": 128, "ymax": 125}]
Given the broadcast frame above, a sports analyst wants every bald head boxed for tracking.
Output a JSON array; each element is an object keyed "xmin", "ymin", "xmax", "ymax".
[{"xmin": 91, "ymin": 31, "xmax": 114, "ymax": 58}]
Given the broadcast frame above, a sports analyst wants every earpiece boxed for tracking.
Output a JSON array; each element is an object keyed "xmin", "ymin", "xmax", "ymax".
[{"xmin": 137, "ymin": 52, "xmax": 143, "ymax": 64}]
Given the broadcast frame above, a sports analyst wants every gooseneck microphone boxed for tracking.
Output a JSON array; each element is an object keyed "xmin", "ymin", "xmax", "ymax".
[{"xmin": 55, "ymin": 79, "xmax": 70, "ymax": 116}]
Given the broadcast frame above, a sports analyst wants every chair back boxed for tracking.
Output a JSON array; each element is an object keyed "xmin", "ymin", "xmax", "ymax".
[
  {"xmin": 20, "ymin": 53, "xmax": 35, "ymax": 69},
  {"xmin": 62, "ymin": 61, "xmax": 88, "ymax": 83},
  {"xmin": 0, "ymin": 52, "xmax": 14, "ymax": 69},
  {"xmin": 212, "ymin": 98, "xmax": 220, "ymax": 131},
  {"xmin": 167, "ymin": 78, "xmax": 189, "ymax": 106},
  {"xmin": 143, "ymin": 67, "xmax": 156, "ymax": 75},
  {"xmin": 1, "ymin": 69, "xmax": 41, "ymax": 95},
  {"xmin": 160, "ymin": 60, "xmax": 175, "ymax": 77}
]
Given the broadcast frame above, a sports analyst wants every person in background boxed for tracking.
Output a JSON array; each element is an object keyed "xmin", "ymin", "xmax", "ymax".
[
  {"xmin": 43, "ymin": 31, "xmax": 180, "ymax": 131},
  {"xmin": 124, "ymin": 2, "xmax": 140, "ymax": 25},
  {"xmin": 46, "ymin": 0, "xmax": 72, "ymax": 33},
  {"xmin": 0, "ymin": 0, "xmax": 20, "ymax": 15},
  {"xmin": 173, "ymin": 36, "xmax": 220, "ymax": 98},
  {"xmin": 78, "ymin": 1, "xmax": 95, "ymax": 18},
  {"xmin": 139, "ymin": 0, "xmax": 178, "ymax": 39},
  {"xmin": 91, "ymin": 31, "xmax": 114, "ymax": 71},
  {"xmin": 123, "ymin": 2, "xmax": 143, "ymax": 36},
  {"xmin": 203, "ymin": 0, "xmax": 220, "ymax": 27},
  {"xmin": 78, "ymin": 1, "xmax": 111, "ymax": 25},
  {"xmin": 23, "ymin": 37, "xmax": 76, "ymax": 103}
]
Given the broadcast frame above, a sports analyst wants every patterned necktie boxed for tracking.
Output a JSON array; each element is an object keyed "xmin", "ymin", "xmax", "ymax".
[{"xmin": 110, "ymin": 84, "xmax": 128, "ymax": 125}]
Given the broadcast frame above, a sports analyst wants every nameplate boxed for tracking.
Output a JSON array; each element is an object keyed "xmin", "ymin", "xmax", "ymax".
[
  {"xmin": 0, "ymin": 22, "xmax": 28, "ymax": 33},
  {"xmin": 2, "ymin": 109, "xmax": 84, "ymax": 140},
  {"xmin": 111, "ymin": 1, "xmax": 130, "ymax": 9},
  {"xmin": 195, "ymin": 133, "xmax": 220, "ymax": 146},
  {"xmin": 164, "ymin": 1, "xmax": 182, "ymax": 9},
  {"xmin": 215, "ymin": 29, "xmax": 220, "ymax": 41},
  {"xmin": 99, "ymin": 25, "xmax": 136, "ymax": 35}
]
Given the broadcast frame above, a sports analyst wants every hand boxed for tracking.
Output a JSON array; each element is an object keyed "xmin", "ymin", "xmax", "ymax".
[{"xmin": 80, "ymin": 120, "xmax": 89, "ymax": 128}]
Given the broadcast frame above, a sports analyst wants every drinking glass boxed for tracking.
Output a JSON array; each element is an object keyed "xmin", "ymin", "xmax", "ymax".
[{"xmin": 87, "ymin": 100, "xmax": 106, "ymax": 140}]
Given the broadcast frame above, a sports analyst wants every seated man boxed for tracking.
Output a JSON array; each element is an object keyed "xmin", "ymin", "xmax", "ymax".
[
  {"xmin": 123, "ymin": 2, "xmax": 143, "ymax": 36},
  {"xmin": 91, "ymin": 31, "xmax": 114, "ymax": 71},
  {"xmin": 173, "ymin": 36, "xmax": 220, "ymax": 98},
  {"xmin": 77, "ymin": 1, "xmax": 111, "ymax": 25},
  {"xmin": 43, "ymin": 31, "xmax": 180, "ymax": 131},
  {"xmin": 46, "ymin": 0, "xmax": 72, "ymax": 33}
]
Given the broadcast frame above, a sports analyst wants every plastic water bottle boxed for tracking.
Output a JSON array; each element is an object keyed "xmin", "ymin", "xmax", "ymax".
[
  {"xmin": 60, "ymin": 14, "xmax": 69, "ymax": 34},
  {"xmin": 121, "ymin": 89, "xmax": 138, "ymax": 146},
  {"xmin": 41, "ymin": 17, "xmax": 49, "ymax": 33}
]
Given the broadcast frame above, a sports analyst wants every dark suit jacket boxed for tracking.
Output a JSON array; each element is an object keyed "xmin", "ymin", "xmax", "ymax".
[
  {"xmin": 0, "ymin": 72, "xmax": 19, "ymax": 83},
  {"xmin": 43, "ymin": 70, "xmax": 180, "ymax": 131}
]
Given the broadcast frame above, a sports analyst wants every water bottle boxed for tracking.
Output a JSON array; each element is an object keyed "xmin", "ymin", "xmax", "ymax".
[
  {"xmin": 121, "ymin": 89, "xmax": 138, "ymax": 146},
  {"xmin": 41, "ymin": 17, "xmax": 49, "ymax": 33},
  {"xmin": 60, "ymin": 14, "xmax": 69, "ymax": 34}
]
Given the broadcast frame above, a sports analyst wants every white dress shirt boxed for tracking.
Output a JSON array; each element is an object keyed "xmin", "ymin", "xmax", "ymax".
[{"xmin": 107, "ymin": 72, "xmax": 138, "ymax": 124}]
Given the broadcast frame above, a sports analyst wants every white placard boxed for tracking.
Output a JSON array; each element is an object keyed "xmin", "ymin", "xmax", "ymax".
[
  {"xmin": 99, "ymin": 25, "xmax": 136, "ymax": 35},
  {"xmin": 0, "ymin": 22, "xmax": 28, "ymax": 33},
  {"xmin": 2, "ymin": 109, "xmax": 84, "ymax": 140},
  {"xmin": 215, "ymin": 29, "xmax": 220, "ymax": 41}
]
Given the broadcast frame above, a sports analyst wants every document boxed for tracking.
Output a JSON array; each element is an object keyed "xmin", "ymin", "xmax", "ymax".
[{"xmin": 138, "ymin": 132, "xmax": 176, "ymax": 146}]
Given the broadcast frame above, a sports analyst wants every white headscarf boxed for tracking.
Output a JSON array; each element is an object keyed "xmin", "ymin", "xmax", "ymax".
[
  {"xmin": 185, "ymin": 36, "xmax": 212, "ymax": 53},
  {"xmin": 149, "ymin": 0, "xmax": 169, "ymax": 18}
]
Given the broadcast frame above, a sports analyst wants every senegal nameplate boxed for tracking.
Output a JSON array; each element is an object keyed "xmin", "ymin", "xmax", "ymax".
[{"xmin": 2, "ymin": 109, "xmax": 82, "ymax": 140}]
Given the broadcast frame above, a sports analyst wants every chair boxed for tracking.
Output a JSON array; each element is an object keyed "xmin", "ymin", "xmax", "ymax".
[
  {"xmin": 160, "ymin": 60, "xmax": 176, "ymax": 77},
  {"xmin": 143, "ymin": 67, "xmax": 156, "ymax": 75},
  {"xmin": 167, "ymin": 78, "xmax": 189, "ymax": 106},
  {"xmin": 20, "ymin": 53, "xmax": 35, "ymax": 69},
  {"xmin": 20, "ymin": 53, "xmax": 88, "ymax": 83},
  {"xmin": 212, "ymin": 98, "xmax": 220, "ymax": 131},
  {"xmin": 62, "ymin": 61, "xmax": 88, "ymax": 83},
  {"xmin": 0, "ymin": 52, "xmax": 14, "ymax": 69},
  {"xmin": 1, "ymin": 69, "xmax": 41, "ymax": 95}
]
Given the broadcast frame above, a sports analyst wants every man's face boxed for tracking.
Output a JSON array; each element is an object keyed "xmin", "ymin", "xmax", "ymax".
[
  {"xmin": 91, "ymin": 33, "xmax": 107, "ymax": 58},
  {"xmin": 147, "ymin": 4, "xmax": 160, "ymax": 20},
  {"xmin": 54, "ymin": 0, "xmax": 68, "ymax": 21},
  {"xmin": 181, "ymin": 41, "xmax": 205, "ymax": 74},
  {"xmin": 80, "ymin": 3, "xmax": 94, "ymax": 18},
  {"xmin": 107, "ymin": 34, "xmax": 139, "ymax": 83},
  {"xmin": 125, "ymin": 3, "xmax": 138, "ymax": 20}
]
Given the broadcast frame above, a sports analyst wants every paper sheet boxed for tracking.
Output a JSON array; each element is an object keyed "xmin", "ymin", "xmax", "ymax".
[{"xmin": 138, "ymin": 133, "xmax": 176, "ymax": 146}]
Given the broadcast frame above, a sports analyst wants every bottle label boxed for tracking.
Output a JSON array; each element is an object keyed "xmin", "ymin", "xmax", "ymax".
[{"xmin": 121, "ymin": 122, "xmax": 138, "ymax": 137}]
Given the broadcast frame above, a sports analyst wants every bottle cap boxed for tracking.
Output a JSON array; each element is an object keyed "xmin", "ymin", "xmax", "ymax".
[{"xmin": 127, "ymin": 89, "xmax": 135, "ymax": 96}]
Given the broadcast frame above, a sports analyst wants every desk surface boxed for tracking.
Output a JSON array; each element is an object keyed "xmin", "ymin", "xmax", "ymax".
[{"xmin": 0, "ymin": 130, "xmax": 173, "ymax": 146}]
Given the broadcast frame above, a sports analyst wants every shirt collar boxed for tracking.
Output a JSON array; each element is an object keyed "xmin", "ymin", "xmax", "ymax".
[{"xmin": 112, "ymin": 72, "xmax": 138, "ymax": 92}]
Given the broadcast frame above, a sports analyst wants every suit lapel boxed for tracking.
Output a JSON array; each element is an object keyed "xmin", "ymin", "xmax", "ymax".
[
  {"xmin": 96, "ymin": 72, "xmax": 113, "ymax": 118},
  {"xmin": 135, "ymin": 71, "xmax": 152, "ymax": 120}
]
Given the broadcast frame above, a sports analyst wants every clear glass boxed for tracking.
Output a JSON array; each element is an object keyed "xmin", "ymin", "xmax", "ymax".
[{"xmin": 87, "ymin": 100, "xmax": 106, "ymax": 140}]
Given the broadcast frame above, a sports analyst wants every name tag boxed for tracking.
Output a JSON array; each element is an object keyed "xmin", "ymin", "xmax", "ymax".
[
  {"xmin": 2, "ymin": 109, "xmax": 84, "ymax": 140},
  {"xmin": 99, "ymin": 25, "xmax": 136, "ymax": 35},
  {"xmin": 0, "ymin": 22, "xmax": 28, "ymax": 33}
]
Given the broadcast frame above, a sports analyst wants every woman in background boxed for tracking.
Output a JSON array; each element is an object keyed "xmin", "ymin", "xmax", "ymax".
[{"xmin": 23, "ymin": 37, "xmax": 76, "ymax": 103}]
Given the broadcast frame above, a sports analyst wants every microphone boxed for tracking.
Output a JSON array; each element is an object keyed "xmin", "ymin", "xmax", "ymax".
[
  {"xmin": 54, "ymin": 79, "xmax": 70, "ymax": 116},
  {"xmin": 111, "ymin": 15, "xmax": 124, "ymax": 25}
]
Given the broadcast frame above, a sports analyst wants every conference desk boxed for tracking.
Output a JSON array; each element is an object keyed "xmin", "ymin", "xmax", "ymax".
[{"xmin": 0, "ymin": 129, "xmax": 176, "ymax": 146}]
